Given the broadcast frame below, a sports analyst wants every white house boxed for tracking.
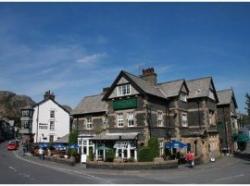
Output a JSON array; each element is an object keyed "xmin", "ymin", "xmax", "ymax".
[{"xmin": 32, "ymin": 91, "xmax": 70, "ymax": 143}]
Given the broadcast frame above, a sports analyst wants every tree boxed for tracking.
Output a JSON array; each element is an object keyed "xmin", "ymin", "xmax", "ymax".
[
  {"xmin": 246, "ymin": 93, "xmax": 250, "ymax": 117},
  {"xmin": 68, "ymin": 129, "xmax": 78, "ymax": 144}
]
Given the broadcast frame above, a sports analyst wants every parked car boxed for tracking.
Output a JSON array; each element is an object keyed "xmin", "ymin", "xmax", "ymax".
[{"xmin": 7, "ymin": 140, "xmax": 19, "ymax": 150}]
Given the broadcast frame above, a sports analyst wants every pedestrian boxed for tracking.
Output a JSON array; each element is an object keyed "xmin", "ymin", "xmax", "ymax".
[
  {"xmin": 38, "ymin": 147, "xmax": 44, "ymax": 160},
  {"xmin": 22, "ymin": 144, "xmax": 26, "ymax": 156},
  {"xmin": 185, "ymin": 151, "xmax": 195, "ymax": 168}
]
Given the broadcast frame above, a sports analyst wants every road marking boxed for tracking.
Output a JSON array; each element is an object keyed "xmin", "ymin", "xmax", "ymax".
[
  {"xmin": 9, "ymin": 166, "xmax": 17, "ymax": 172},
  {"xmin": 215, "ymin": 174, "xmax": 245, "ymax": 182},
  {"xmin": 14, "ymin": 151, "xmax": 112, "ymax": 184}
]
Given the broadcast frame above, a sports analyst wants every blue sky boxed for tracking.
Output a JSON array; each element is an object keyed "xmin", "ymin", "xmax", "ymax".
[{"xmin": 0, "ymin": 3, "xmax": 249, "ymax": 113}]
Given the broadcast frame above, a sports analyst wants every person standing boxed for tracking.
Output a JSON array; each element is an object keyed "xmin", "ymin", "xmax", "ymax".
[
  {"xmin": 185, "ymin": 151, "xmax": 195, "ymax": 168},
  {"xmin": 38, "ymin": 147, "xmax": 44, "ymax": 160}
]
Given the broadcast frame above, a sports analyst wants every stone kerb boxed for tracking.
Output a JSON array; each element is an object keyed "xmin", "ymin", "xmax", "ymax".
[{"xmin": 86, "ymin": 159, "xmax": 178, "ymax": 170}]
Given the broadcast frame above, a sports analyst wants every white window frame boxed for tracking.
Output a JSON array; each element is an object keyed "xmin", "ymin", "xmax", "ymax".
[
  {"xmin": 127, "ymin": 112, "xmax": 135, "ymax": 127},
  {"xmin": 181, "ymin": 112, "xmax": 188, "ymax": 127},
  {"xmin": 209, "ymin": 110, "xmax": 215, "ymax": 125},
  {"xmin": 117, "ymin": 113, "xmax": 124, "ymax": 127},
  {"xmin": 50, "ymin": 120, "xmax": 55, "ymax": 131},
  {"xmin": 157, "ymin": 111, "xmax": 164, "ymax": 127},
  {"xmin": 117, "ymin": 84, "xmax": 131, "ymax": 97},
  {"xmin": 86, "ymin": 117, "xmax": 93, "ymax": 129},
  {"xmin": 179, "ymin": 92, "xmax": 187, "ymax": 102},
  {"xmin": 50, "ymin": 110, "xmax": 55, "ymax": 118}
]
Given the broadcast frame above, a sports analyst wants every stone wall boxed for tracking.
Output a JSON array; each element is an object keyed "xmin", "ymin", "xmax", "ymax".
[{"xmin": 86, "ymin": 160, "xmax": 178, "ymax": 170}]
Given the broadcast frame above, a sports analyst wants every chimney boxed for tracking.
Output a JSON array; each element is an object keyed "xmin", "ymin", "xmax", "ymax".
[
  {"xmin": 44, "ymin": 90, "xmax": 55, "ymax": 100},
  {"xmin": 140, "ymin": 67, "xmax": 157, "ymax": 85}
]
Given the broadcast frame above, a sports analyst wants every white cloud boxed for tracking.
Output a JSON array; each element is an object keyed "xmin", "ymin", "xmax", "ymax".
[{"xmin": 76, "ymin": 53, "xmax": 107, "ymax": 65}]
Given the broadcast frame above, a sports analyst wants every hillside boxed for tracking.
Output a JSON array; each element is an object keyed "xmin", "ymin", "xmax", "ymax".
[{"xmin": 0, "ymin": 91, "xmax": 36, "ymax": 124}]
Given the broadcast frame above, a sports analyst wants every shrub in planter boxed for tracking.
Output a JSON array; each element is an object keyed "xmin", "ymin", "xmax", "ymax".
[
  {"xmin": 88, "ymin": 149, "xmax": 94, "ymax": 161},
  {"xmin": 105, "ymin": 149, "xmax": 115, "ymax": 162},
  {"xmin": 138, "ymin": 147, "xmax": 154, "ymax": 162},
  {"xmin": 148, "ymin": 137, "xmax": 159, "ymax": 157}
]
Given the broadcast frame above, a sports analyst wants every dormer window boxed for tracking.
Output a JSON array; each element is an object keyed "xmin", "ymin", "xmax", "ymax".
[
  {"xmin": 179, "ymin": 92, "xmax": 187, "ymax": 102},
  {"xmin": 117, "ymin": 84, "xmax": 131, "ymax": 96}
]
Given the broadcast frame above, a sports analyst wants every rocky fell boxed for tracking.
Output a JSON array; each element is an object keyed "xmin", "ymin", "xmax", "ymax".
[{"xmin": 0, "ymin": 91, "xmax": 36, "ymax": 123}]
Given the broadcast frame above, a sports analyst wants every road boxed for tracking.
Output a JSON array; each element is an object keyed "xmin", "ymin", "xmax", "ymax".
[{"xmin": 1, "ymin": 141, "xmax": 250, "ymax": 184}]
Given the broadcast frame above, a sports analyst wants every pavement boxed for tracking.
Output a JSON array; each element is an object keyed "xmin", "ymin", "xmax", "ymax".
[{"xmin": 1, "ymin": 141, "xmax": 250, "ymax": 184}]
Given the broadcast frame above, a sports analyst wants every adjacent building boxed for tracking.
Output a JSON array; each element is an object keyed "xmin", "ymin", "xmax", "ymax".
[
  {"xmin": 19, "ymin": 106, "xmax": 34, "ymax": 144},
  {"xmin": 217, "ymin": 89, "xmax": 238, "ymax": 153},
  {"xmin": 32, "ymin": 91, "xmax": 70, "ymax": 143}
]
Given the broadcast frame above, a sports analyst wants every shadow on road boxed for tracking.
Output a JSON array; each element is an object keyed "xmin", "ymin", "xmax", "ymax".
[{"xmin": 234, "ymin": 152, "xmax": 250, "ymax": 161}]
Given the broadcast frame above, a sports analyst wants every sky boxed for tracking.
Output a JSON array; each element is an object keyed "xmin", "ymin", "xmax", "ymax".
[{"xmin": 0, "ymin": 3, "xmax": 249, "ymax": 113}]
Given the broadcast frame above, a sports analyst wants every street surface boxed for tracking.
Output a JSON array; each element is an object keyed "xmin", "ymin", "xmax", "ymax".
[{"xmin": 1, "ymin": 141, "xmax": 250, "ymax": 184}]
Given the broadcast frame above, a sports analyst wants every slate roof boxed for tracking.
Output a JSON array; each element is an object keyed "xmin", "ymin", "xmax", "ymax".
[
  {"xmin": 55, "ymin": 134, "xmax": 69, "ymax": 143},
  {"xmin": 34, "ymin": 98, "xmax": 70, "ymax": 114},
  {"xmin": 217, "ymin": 89, "xmax": 238, "ymax": 108},
  {"xmin": 123, "ymin": 71, "xmax": 166, "ymax": 98},
  {"xmin": 157, "ymin": 79, "xmax": 185, "ymax": 98},
  {"xmin": 72, "ymin": 94, "xmax": 108, "ymax": 115},
  {"xmin": 186, "ymin": 77, "xmax": 213, "ymax": 99}
]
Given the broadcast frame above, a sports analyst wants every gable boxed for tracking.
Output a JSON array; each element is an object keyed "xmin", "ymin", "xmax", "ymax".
[
  {"xmin": 208, "ymin": 79, "xmax": 218, "ymax": 102},
  {"xmin": 117, "ymin": 77, "xmax": 129, "ymax": 85},
  {"xmin": 180, "ymin": 83, "xmax": 188, "ymax": 94},
  {"xmin": 107, "ymin": 74, "xmax": 140, "ymax": 99}
]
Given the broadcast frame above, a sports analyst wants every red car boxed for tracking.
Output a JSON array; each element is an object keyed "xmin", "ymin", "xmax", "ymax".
[{"xmin": 7, "ymin": 140, "xmax": 19, "ymax": 150}]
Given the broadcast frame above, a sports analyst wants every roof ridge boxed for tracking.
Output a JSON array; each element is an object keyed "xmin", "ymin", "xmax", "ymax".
[
  {"xmin": 157, "ymin": 79, "xmax": 184, "ymax": 85},
  {"xmin": 84, "ymin": 93, "xmax": 103, "ymax": 98},
  {"xmin": 217, "ymin": 89, "xmax": 233, "ymax": 93},
  {"xmin": 123, "ymin": 70, "xmax": 156, "ymax": 87},
  {"xmin": 187, "ymin": 76, "xmax": 212, "ymax": 82}
]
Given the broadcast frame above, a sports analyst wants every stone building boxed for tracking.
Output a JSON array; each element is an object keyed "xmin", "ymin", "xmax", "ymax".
[
  {"xmin": 71, "ymin": 93, "xmax": 108, "ymax": 163},
  {"xmin": 19, "ymin": 106, "xmax": 34, "ymax": 144},
  {"xmin": 217, "ymin": 89, "xmax": 238, "ymax": 153},
  {"xmin": 182, "ymin": 77, "xmax": 220, "ymax": 162},
  {"xmin": 72, "ymin": 68, "xmax": 227, "ymax": 162}
]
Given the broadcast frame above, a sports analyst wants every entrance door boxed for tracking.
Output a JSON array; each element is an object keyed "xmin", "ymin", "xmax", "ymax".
[
  {"xmin": 81, "ymin": 146, "xmax": 87, "ymax": 163},
  {"xmin": 80, "ymin": 139, "xmax": 87, "ymax": 163}
]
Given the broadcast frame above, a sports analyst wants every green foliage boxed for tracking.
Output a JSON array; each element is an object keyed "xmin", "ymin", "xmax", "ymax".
[
  {"xmin": 138, "ymin": 137, "xmax": 160, "ymax": 162},
  {"xmin": 68, "ymin": 129, "xmax": 78, "ymax": 144},
  {"xmin": 138, "ymin": 147, "xmax": 154, "ymax": 162},
  {"xmin": 148, "ymin": 137, "xmax": 160, "ymax": 157},
  {"xmin": 68, "ymin": 148, "xmax": 77, "ymax": 157},
  {"xmin": 105, "ymin": 149, "xmax": 115, "ymax": 162},
  {"xmin": 88, "ymin": 148, "xmax": 94, "ymax": 161}
]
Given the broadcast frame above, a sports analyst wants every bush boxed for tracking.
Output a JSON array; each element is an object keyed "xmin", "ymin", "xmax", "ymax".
[
  {"xmin": 88, "ymin": 148, "xmax": 94, "ymax": 161},
  {"xmin": 68, "ymin": 130, "xmax": 78, "ymax": 144},
  {"xmin": 148, "ymin": 137, "xmax": 160, "ymax": 157},
  {"xmin": 105, "ymin": 149, "xmax": 115, "ymax": 162},
  {"xmin": 138, "ymin": 147, "xmax": 154, "ymax": 162},
  {"xmin": 68, "ymin": 148, "xmax": 77, "ymax": 157}
]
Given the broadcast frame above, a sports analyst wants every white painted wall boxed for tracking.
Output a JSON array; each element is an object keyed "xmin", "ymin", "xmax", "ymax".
[{"xmin": 32, "ymin": 99, "xmax": 70, "ymax": 143}]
